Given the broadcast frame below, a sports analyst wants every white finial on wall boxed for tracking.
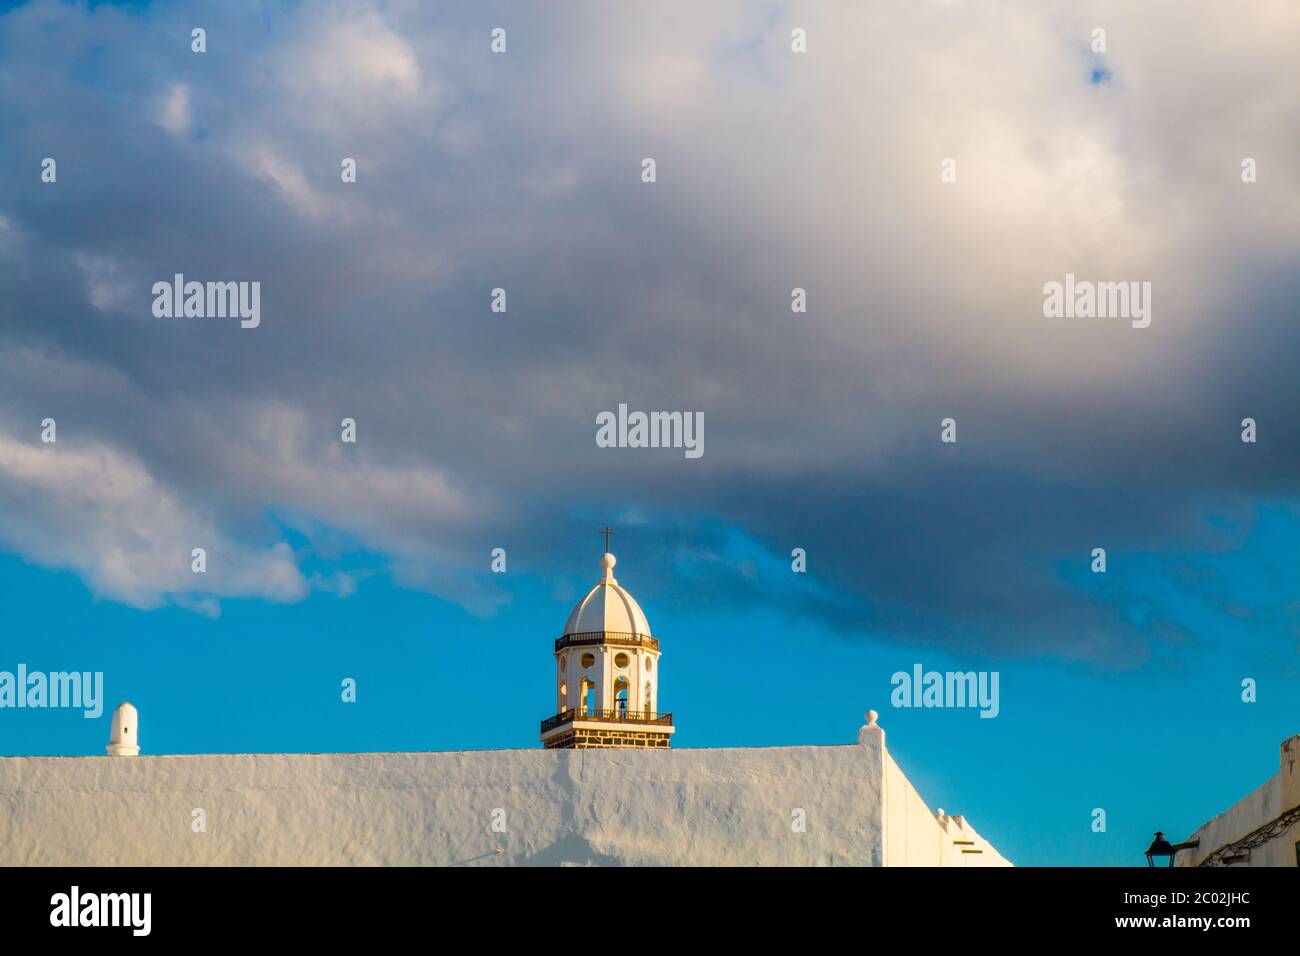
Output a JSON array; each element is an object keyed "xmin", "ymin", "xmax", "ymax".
[
  {"xmin": 858, "ymin": 709, "xmax": 883, "ymax": 746},
  {"xmin": 106, "ymin": 702, "xmax": 140, "ymax": 756}
]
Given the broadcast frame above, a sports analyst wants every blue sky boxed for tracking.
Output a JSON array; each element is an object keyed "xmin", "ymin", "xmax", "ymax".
[
  {"xmin": 0, "ymin": 0, "xmax": 1297, "ymax": 867},
  {"xmin": 3, "ymin": 507, "xmax": 1298, "ymax": 867}
]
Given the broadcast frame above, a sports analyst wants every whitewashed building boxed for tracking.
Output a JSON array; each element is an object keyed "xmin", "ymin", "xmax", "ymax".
[
  {"xmin": 0, "ymin": 549, "xmax": 1010, "ymax": 867},
  {"xmin": 1176, "ymin": 733, "xmax": 1300, "ymax": 867}
]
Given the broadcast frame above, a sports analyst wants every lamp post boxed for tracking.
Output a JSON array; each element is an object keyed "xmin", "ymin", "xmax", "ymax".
[{"xmin": 1144, "ymin": 831, "xmax": 1198, "ymax": 867}]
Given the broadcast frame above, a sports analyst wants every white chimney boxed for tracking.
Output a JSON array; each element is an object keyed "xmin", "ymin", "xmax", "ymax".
[{"xmin": 106, "ymin": 702, "xmax": 140, "ymax": 756}]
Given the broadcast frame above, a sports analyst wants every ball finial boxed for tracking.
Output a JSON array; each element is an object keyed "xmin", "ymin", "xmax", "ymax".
[
  {"xmin": 865, "ymin": 710, "xmax": 878, "ymax": 726},
  {"xmin": 601, "ymin": 552, "xmax": 616, "ymax": 571}
]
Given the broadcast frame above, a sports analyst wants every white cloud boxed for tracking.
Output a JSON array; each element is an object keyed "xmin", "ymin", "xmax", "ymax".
[
  {"xmin": 279, "ymin": 8, "xmax": 426, "ymax": 129},
  {"xmin": 74, "ymin": 253, "xmax": 133, "ymax": 312},
  {"xmin": 0, "ymin": 433, "xmax": 308, "ymax": 611},
  {"xmin": 156, "ymin": 82, "xmax": 192, "ymax": 136},
  {"xmin": 239, "ymin": 143, "xmax": 332, "ymax": 219}
]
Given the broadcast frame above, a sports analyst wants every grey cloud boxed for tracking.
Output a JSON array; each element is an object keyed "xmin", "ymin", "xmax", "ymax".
[{"xmin": 0, "ymin": 0, "xmax": 1296, "ymax": 663}]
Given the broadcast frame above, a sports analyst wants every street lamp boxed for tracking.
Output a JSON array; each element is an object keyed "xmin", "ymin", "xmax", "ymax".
[{"xmin": 1144, "ymin": 831, "xmax": 1198, "ymax": 867}]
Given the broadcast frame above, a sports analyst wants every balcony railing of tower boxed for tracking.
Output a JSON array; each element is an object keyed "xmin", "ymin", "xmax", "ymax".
[
  {"xmin": 540, "ymin": 708, "xmax": 674, "ymax": 734},
  {"xmin": 554, "ymin": 630, "xmax": 659, "ymax": 651}
]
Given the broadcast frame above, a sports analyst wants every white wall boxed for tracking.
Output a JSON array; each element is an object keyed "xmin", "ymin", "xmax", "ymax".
[
  {"xmin": 0, "ymin": 726, "xmax": 1007, "ymax": 866},
  {"xmin": 882, "ymin": 749, "xmax": 1010, "ymax": 867},
  {"xmin": 0, "ymin": 743, "xmax": 883, "ymax": 866},
  {"xmin": 1177, "ymin": 734, "xmax": 1300, "ymax": 867}
]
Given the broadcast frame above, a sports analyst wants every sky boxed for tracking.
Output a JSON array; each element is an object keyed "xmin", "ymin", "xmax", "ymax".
[{"xmin": 0, "ymin": 0, "xmax": 1297, "ymax": 866}]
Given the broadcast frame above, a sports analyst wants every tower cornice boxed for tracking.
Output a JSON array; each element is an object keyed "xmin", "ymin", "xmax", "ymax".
[{"xmin": 555, "ymin": 630, "xmax": 659, "ymax": 652}]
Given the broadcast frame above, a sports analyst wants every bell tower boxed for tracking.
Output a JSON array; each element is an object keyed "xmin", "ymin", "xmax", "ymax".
[{"xmin": 540, "ymin": 536, "xmax": 674, "ymax": 749}]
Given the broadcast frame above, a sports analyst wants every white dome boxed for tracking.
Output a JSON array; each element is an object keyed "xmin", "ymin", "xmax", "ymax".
[{"xmin": 562, "ymin": 552, "xmax": 652, "ymax": 637}]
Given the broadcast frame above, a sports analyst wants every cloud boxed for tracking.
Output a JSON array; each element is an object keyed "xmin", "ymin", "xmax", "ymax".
[
  {"xmin": 238, "ymin": 144, "xmax": 333, "ymax": 220},
  {"xmin": 287, "ymin": 10, "xmax": 423, "ymax": 105},
  {"xmin": 0, "ymin": 431, "xmax": 307, "ymax": 611},
  {"xmin": 74, "ymin": 253, "xmax": 133, "ymax": 312},
  {"xmin": 0, "ymin": 0, "xmax": 1296, "ymax": 664},
  {"xmin": 156, "ymin": 82, "xmax": 192, "ymax": 136}
]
